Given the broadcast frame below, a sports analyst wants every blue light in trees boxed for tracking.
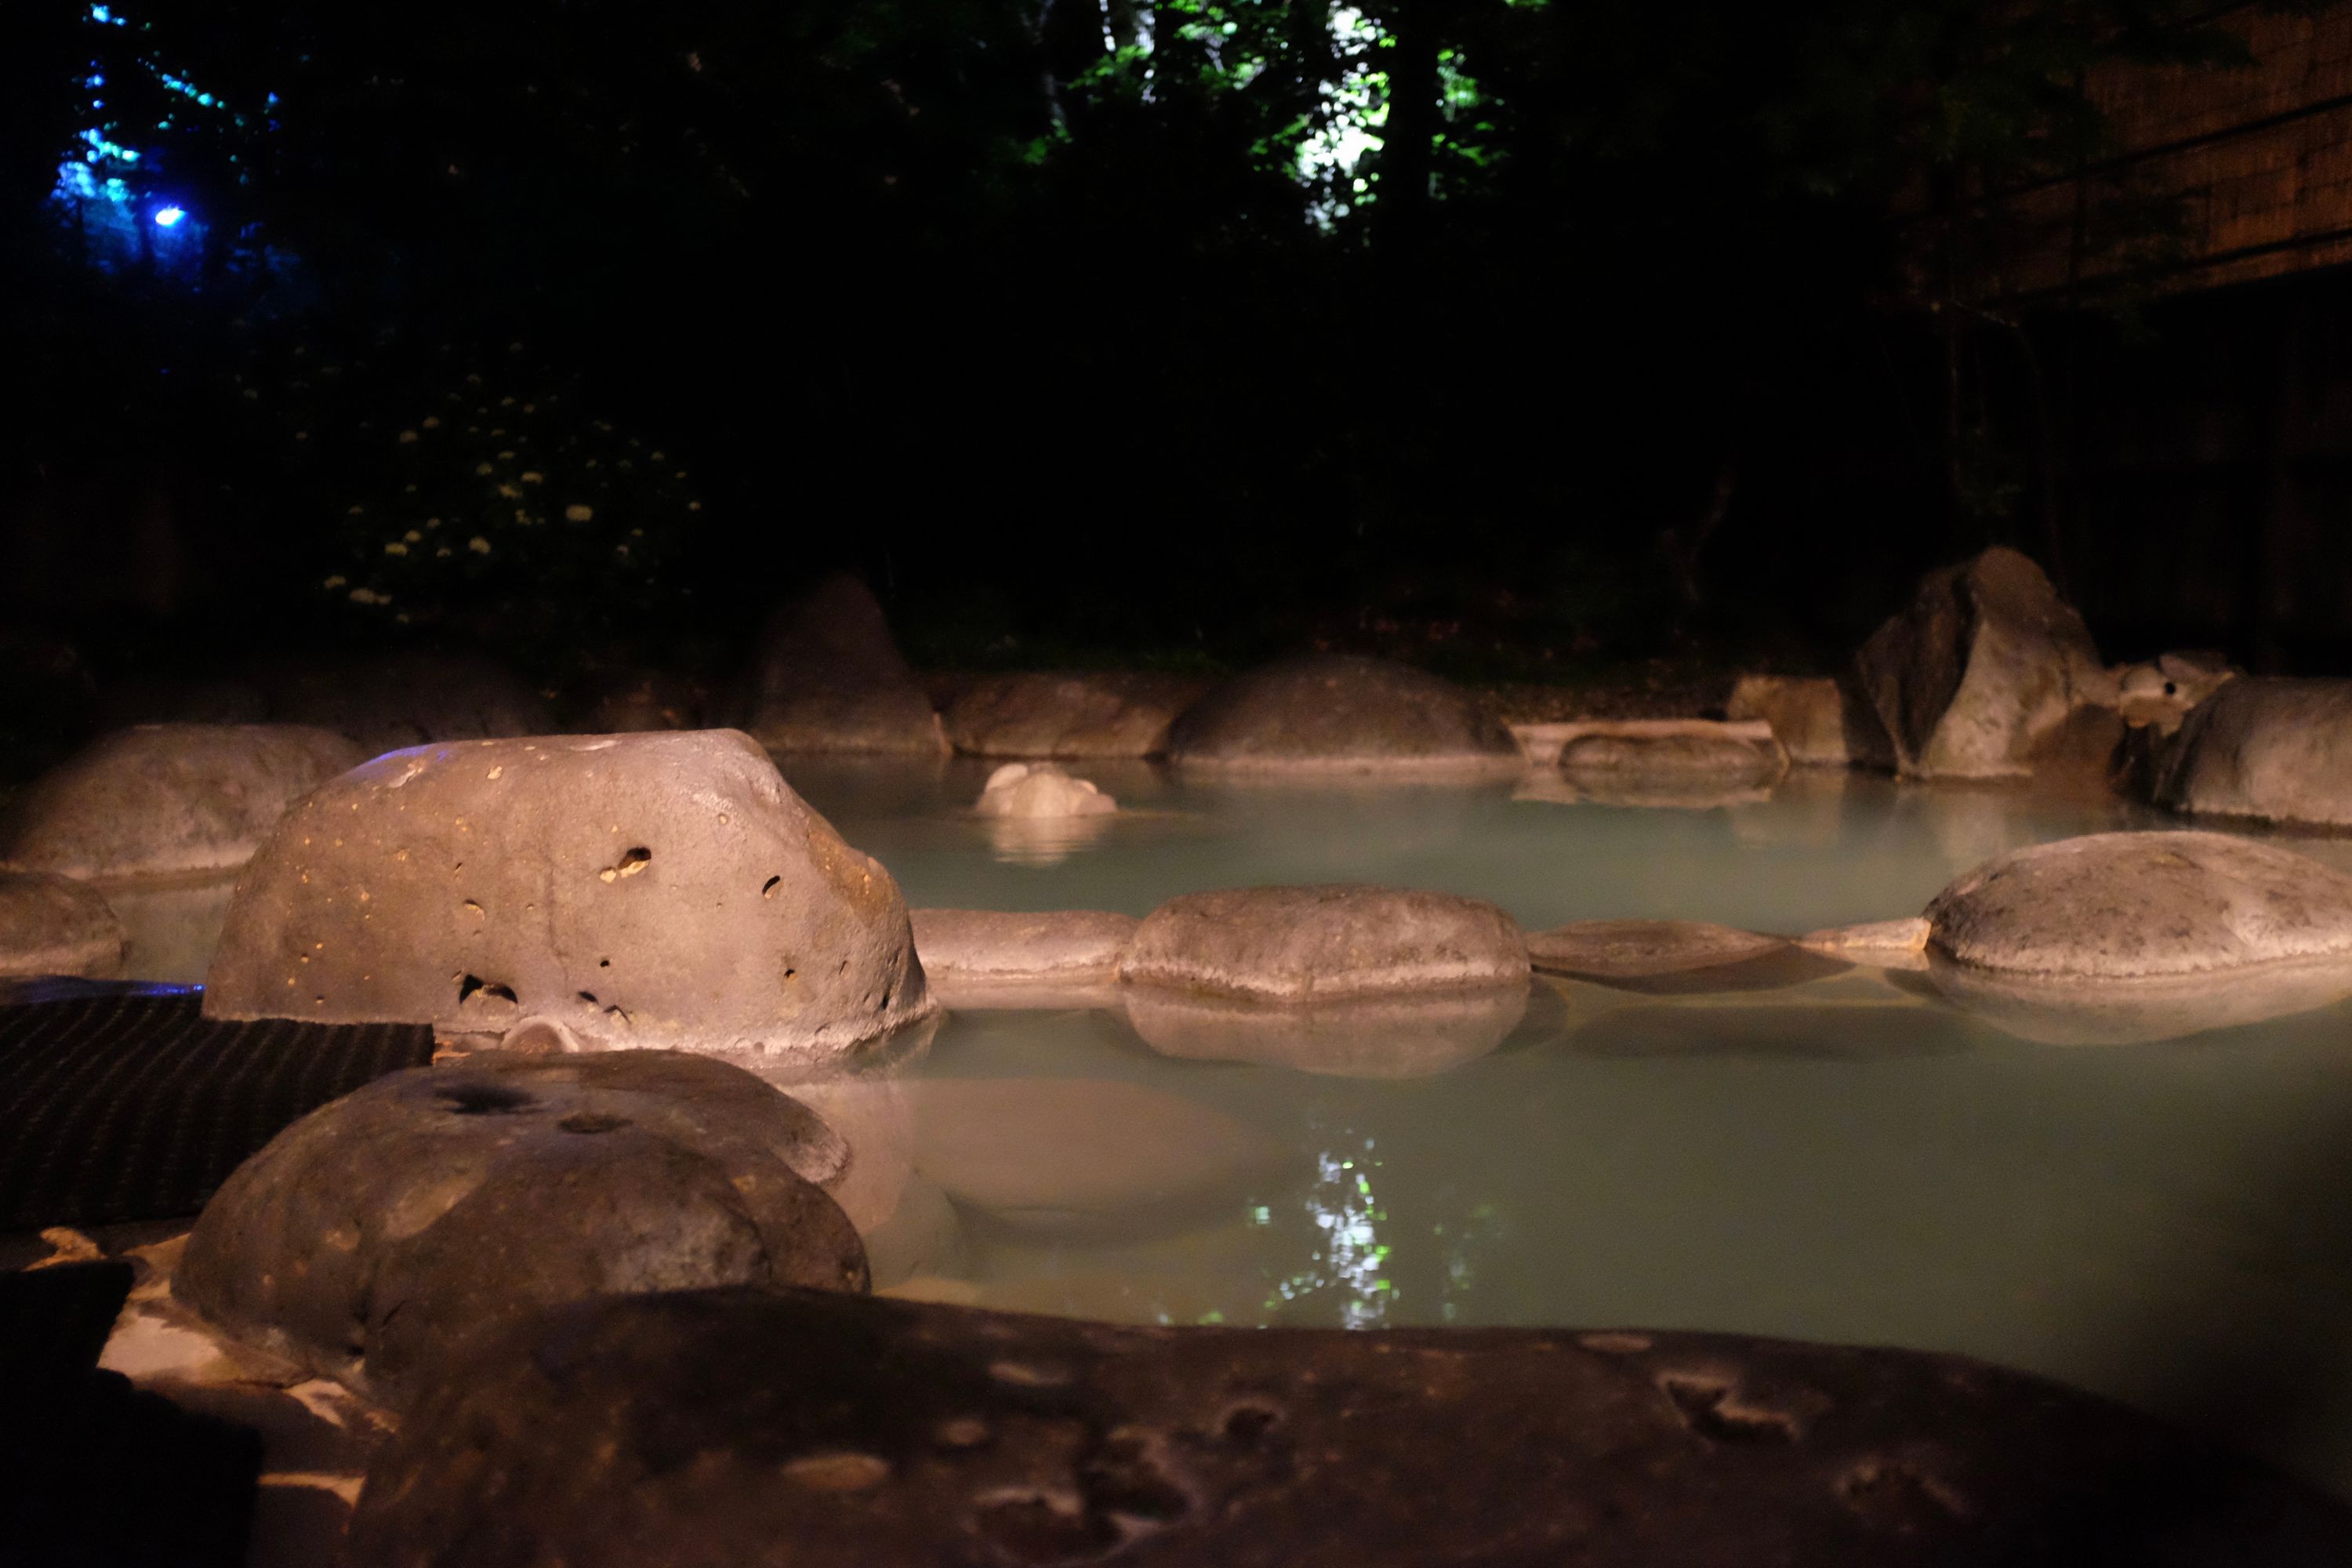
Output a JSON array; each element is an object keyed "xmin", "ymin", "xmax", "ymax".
[{"xmin": 153, "ymin": 205, "xmax": 185, "ymax": 227}]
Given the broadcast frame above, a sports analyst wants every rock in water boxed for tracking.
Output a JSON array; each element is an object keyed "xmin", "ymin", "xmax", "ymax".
[
  {"xmin": 201, "ymin": 729, "xmax": 935, "ymax": 1061},
  {"xmin": 974, "ymin": 762, "xmax": 1118, "ymax": 818},
  {"xmin": 1924, "ymin": 830, "xmax": 2352, "ymax": 979},
  {"xmin": 0, "ymin": 724, "xmax": 365, "ymax": 882},
  {"xmin": 2152, "ymin": 677, "xmax": 2352, "ymax": 829},
  {"xmin": 739, "ymin": 574, "xmax": 947, "ymax": 754},
  {"xmin": 1727, "ymin": 674, "xmax": 1883, "ymax": 768},
  {"xmin": 0, "ymin": 870, "xmax": 125, "ymax": 978},
  {"xmin": 343, "ymin": 1287, "xmax": 2352, "ymax": 1567},
  {"xmin": 1166, "ymin": 654, "xmax": 1519, "ymax": 773},
  {"xmin": 942, "ymin": 670, "xmax": 1210, "ymax": 758},
  {"xmin": 1120, "ymin": 884, "xmax": 1529, "ymax": 1001},
  {"xmin": 1853, "ymin": 546, "xmax": 2105, "ymax": 779},
  {"xmin": 911, "ymin": 908, "xmax": 1134, "ymax": 1007},
  {"xmin": 176, "ymin": 1051, "xmax": 865, "ymax": 1409}
]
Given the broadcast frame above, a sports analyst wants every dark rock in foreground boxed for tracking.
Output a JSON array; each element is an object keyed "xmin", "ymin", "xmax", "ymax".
[
  {"xmin": 177, "ymin": 1052, "xmax": 867, "ymax": 1410},
  {"xmin": 346, "ymin": 1287, "xmax": 2352, "ymax": 1567}
]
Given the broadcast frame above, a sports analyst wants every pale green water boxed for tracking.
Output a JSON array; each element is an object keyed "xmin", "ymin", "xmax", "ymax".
[
  {"xmin": 129, "ymin": 757, "xmax": 2352, "ymax": 1494},
  {"xmin": 785, "ymin": 758, "xmax": 2352, "ymax": 1498}
]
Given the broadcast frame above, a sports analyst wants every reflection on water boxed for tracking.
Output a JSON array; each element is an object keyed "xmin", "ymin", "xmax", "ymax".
[
  {"xmin": 106, "ymin": 873, "xmax": 239, "ymax": 985},
  {"xmin": 1123, "ymin": 983, "xmax": 1526, "ymax": 1077},
  {"xmin": 1918, "ymin": 952, "xmax": 2352, "ymax": 1045}
]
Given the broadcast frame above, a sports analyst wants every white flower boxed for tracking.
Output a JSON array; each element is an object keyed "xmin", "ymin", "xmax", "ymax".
[
  {"xmin": 499, "ymin": 396, "xmax": 515, "ymax": 408},
  {"xmin": 422, "ymin": 416, "xmax": 441, "ymax": 429},
  {"xmin": 565, "ymin": 503, "xmax": 594, "ymax": 522},
  {"xmin": 293, "ymin": 431, "xmax": 308, "ymax": 441},
  {"xmin": 496, "ymin": 483, "xmax": 522, "ymax": 499},
  {"xmin": 496, "ymin": 449, "xmax": 515, "ymax": 459},
  {"xmin": 347, "ymin": 505, "xmax": 365, "ymax": 515},
  {"xmin": 397, "ymin": 430, "xmax": 419, "ymax": 444},
  {"xmin": 435, "ymin": 546, "xmax": 452, "ymax": 558},
  {"xmin": 350, "ymin": 587, "xmax": 390, "ymax": 604},
  {"xmin": 404, "ymin": 529, "xmax": 423, "ymax": 543},
  {"xmin": 474, "ymin": 462, "xmax": 494, "ymax": 476},
  {"xmin": 688, "ymin": 500, "xmax": 701, "ymax": 511},
  {"xmin": 425, "ymin": 517, "xmax": 441, "ymax": 528},
  {"xmin": 322, "ymin": 575, "xmax": 347, "ymax": 589},
  {"xmin": 521, "ymin": 470, "xmax": 543, "ymax": 485},
  {"xmin": 385, "ymin": 541, "xmax": 409, "ymax": 556},
  {"xmin": 469, "ymin": 535, "xmax": 492, "ymax": 554}
]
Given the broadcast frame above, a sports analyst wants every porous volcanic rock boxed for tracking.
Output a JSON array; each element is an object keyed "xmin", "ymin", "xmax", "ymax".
[
  {"xmin": 201, "ymin": 729, "xmax": 935, "ymax": 1059},
  {"xmin": 1924, "ymin": 830, "xmax": 2352, "ymax": 979},
  {"xmin": 912, "ymin": 908, "xmax": 1135, "ymax": 1007},
  {"xmin": 0, "ymin": 870, "xmax": 125, "ymax": 978},
  {"xmin": 0, "ymin": 724, "xmax": 365, "ymax": 883},
  {"xmin": 1165, "ymin": 654, "xmax": 1518, "ymax": 772},
  {"xmin": 176, "ymin": 1051, "xmax": 863, "ymax": 1410},
  {"xmin": 974, "ymin": 762, "xmax": 1118, "ymax": 818},
  {"xmin": 740, "ymin": 574, "xmax": 948, "ymax": 754},
  {"xmin": 344, "ymin": 1287, "xmax": 2352, "ymax": 1568},
  {"xmin": 1119, "ymin": 884, "xmax": 1529, "ymax": 1001},
  {"xmin": 2151, "ymin": 677, "xmax": 2352, "ymax": 829},
  {"xmin": 1529, "ymin": 920, "xmax": 1842, "ymax": 993},
  {"xmin": 1854, "ymin": 546, "xmax": 2106, "ymax": 779},
  {"xmin": 1123, "ymin": 983, "xmax": 1526, "ymax": 1076},
  {"xmin": 260, "ymin": 653, "xmax": 554, "ymax": 757},
  {"xmin": 942, "ymin": 670, "xmax": 1210, "ymax": 758}
]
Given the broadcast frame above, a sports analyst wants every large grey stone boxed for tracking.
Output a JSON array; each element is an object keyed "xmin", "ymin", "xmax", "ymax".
[
  {"xmin": 202, "ymin": 729, "xmax": 935, "ymax": 1061},
  {"xmin": 741, "ymin": 575, "xmax": 948, "ymax": 754},
  {"xmin": 1166, "ymin": 654, "xmax": 1519, "ymax": 773},
  {"xmin": 1924, "ymin": 830, "xmax": 2352, "ymax": 978},
  {"xmin": 0, "ymin": 724, "xmax": 365, "ymax": 883},
  {"xmin": 1854, "ymin": 546, "xmax": 2106, "ymax": 779},
  {"xmin": 2151, "ymin": 677, "xmax": 2352, "ymax": 829},
  {"xmin": 1727, "ymin": 674, "xmax": 1886, "ymax": 768},
  {"xmin": 260, "ymin": 653, "xmax": 554, "ymax": 757},
  {"xmin": 943, "ymin": 670, "xmax": 1210, "ymax": 758},
  {"xmin": 344, "ymin": 1287, "xmax": 2352, "ymax": 1568},
  {"xmin": 1120, "ymin": 884, "xmax": 1530, "ymax": 1001},
  {"xmin": 0, "ymin": 870, "xmax": 125, "ymax": 978},
  {"xmin": 176, "ymin": 1051, "xmax": 866, "ymax": 1410}
]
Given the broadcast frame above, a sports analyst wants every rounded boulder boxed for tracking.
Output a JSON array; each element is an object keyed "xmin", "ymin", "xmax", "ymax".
[
  {"xmin": 201, "ymin": 729, "xmax": 935, "ymax": 1059},
  {"xmin": 2152, "ymin": 677, "xmax": 2352, "ymax": 829},
  {"xmin": 1120, "ymin": 884, "xmax": 1529, "ymax": 1001},
  {"xmin": 176, "ymin": 1050, "xmax": 866, "ymax": 1408},
  {"xmin": 0, "ymin": 724, "xmax": 365, "ymax": 883},
  {"xmin": 942, "ymin": 670, "xmax": 1209, "ymax": 758},
  {"xmin": 1166, "ymin": 655, "xmax": 1518, "ymax": 772},
  {"xmin": 739, "ymin": 575, "xmax": 947, "ymax": 754},
  {"xmin": 1924, "ymin": 830, "xmax": 2352, "ymax": 979}
]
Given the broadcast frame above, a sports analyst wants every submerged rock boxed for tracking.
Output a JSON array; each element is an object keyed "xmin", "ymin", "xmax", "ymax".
[
  {"xmin": 1797, "ymin": 917, "xmax": 1932, "ymax": 972},
  {"xmin": 261, "ymin": 653, "xmax": 554, "ymax": 757},
  {"xmin": 1120, "ymin": 884, "xmax": 1529, "ymax": 1001},
  {"xmin": 1123, "ymin": 982, "xmax": 1526, "ymax": 1076},
  {"xmin": 1166, "ymin": 653, "xmax": 1519, "ymax": 773},
  {"xmin": 974, "ymin": 761, "xmax": 1119, "ymax": 818},
  {"xmin": 1529, "ymin": 920, "xmax": 1842, "ymax": 993},
  {"xmin": 201, "ymin": 729, "xmax": 935, "ymax": 1061},
  {"xmin": 1853, "ymin": 546, "xmax": 2106, "ymax": 779},
  {"xmin": 346, "ymin": 1287, "xmax": 2352, "ymax": 1568},
  {"xmin": 0, "ymin": 724, "xmax": 365, "ymax": 883},
  {"xmin": 1925, "ymin": 830, "xmax": 2352, "ymax": 979},
  {"xmin": 176, "ymin": 1052, "xmax": 866, "ymax": 1410},
  {"xmin": 943, "ymin": 670, "xmax": 1210, "ymax": 758},
  {"xmin": 911, "ymin": 908, "xmax": 1135, "ymax": 1007},
  {"xmin": 2151, "ymin": 677, "xmax": 2352, "ymax": 829},
  {"xmin": 739, "ymin": 574, "xmax": 947, "ymax": 754},
  {"xmin": 907, "ymin": 1076, "xmax": 1287, "ymax": 1239},
  {"xmin": 0, "ymin": 870, "xmax": 124, "ymax": 979}
]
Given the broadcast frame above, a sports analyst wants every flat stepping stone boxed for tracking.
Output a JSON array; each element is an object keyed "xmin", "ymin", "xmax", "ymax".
[
  {"xmin": 345, "ymin": 1287, "xmax": 2352, "ymax": 1567},
  {"xmin": 911, "ymin": 909, "xmax": 1134, "ymax": 1007},
  {"xmin": 1120, "ymin": 884, "xmax": 1529, "ymax": 1001},
  {"xmin": 177, "ymin": 1051, "xmax": 867, "ymax": 1409},
  {"xmin": 0, "ymin": 985, "xmax": 431, "ymax": 1231},
  {"xmin": 1530, "ymin": 920, "xmax": 1843, "ymax": 993}
]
